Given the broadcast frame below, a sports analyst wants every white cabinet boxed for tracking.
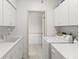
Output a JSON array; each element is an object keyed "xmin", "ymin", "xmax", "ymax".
[
  {"xmin": 54, "ymin": 0, "xmax": 78, "ymax": 26},
  {"xmin": 42, "ymin": 38, "xmax": 51, "ymax": 59},
  {"xmin": 13, "ymin": 39, "xmax": 23, "ymax": 59},
  {"xmin": 3, "ymin": 0, "xmax": 11, "ymax": 26},
  {"xmin": 42, "ymin": 38, "xmax": 65, "ymax": 59},
  {"xmin": 51, "ymin": 45, "xmax": 65, "ymax": 59},
  {"xmin": 3, "ymin": 0, "xmax": 16, "ymax": 26},
  {"xmin": 54, "ymin": 0, "xmax": 69, "ymax": 26},
  {"xmin": 51, "ymin": 50, "xmax": 58, "ymax": 59},
  {"xmin": 0, "ymin": 0, "xmax": 3, "ymax": 25},
  {"xmin": 69, "ymin": 0, "xmax": 78, "ymax": 25},
  {"xmin": 0, "ymin": 0, "xmax": 16, "ymax": 26}
]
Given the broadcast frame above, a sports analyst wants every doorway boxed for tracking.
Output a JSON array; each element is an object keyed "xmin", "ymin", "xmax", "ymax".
[{"xmin": 27, "ymin": 11, "xmax": 45, "ymax": 59}]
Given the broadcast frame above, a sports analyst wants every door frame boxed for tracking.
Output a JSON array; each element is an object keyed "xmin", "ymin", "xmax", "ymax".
[{"xmin": 27, "ymin": 10, "xmax": 46, "ymax": 58}]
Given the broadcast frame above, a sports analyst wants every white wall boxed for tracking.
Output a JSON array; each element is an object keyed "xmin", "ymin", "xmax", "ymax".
[{"xmin": 15, "ymin": 0, "xmax": 57, "ymax": 59}]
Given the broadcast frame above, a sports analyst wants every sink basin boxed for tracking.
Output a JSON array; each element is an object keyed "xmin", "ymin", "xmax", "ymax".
[{"xmin": 0, "ymin": 37, "xmax": 19, "ymax": 43}]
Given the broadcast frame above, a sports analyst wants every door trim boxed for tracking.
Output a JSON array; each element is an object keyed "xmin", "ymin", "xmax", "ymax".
[{"xmin": 27, "ymin": 10, "xmax": 46, "ymax": 58}]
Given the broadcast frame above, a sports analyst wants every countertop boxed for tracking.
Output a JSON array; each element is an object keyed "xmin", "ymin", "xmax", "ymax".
[
  {"xmin": 0, "ymin": 36, "xmax": 23, "ymax": 59},
  {"xmin": 51, "ymin": 43, "xmax": 78, "ymax": 59}
]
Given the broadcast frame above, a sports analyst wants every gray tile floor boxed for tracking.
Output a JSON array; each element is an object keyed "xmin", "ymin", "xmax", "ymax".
[{"xmin": 29, "ymin": 44, "xmax": 42, "ymax": 59}]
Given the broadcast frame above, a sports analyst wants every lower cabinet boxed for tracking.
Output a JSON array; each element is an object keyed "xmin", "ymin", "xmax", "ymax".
[
  {"xmin": 4, "ymin": 39, "xmax": 23, "ymax": 59},
  {"xmin": 42, "ymin": 38, "xmax": 51, "ymax": 59},
  {"xmin": 51, "ymin": 51, "xmax": 57, "ymax": 59},
  {"xmin": 51, "ymin": 45, "xmax": 65, "ymax": 59},
  {"xmin": 42, "ymin": 39, "xmax": 65, "ymax": 59}
]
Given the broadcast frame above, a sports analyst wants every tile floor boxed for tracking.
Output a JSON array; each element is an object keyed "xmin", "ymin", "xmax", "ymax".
[{"xmin": 29, "ymin": 44, "xmax": 42, "ymax": 59}]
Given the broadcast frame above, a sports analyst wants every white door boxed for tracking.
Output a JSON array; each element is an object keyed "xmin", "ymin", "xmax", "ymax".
[{"xmin": 28, "ymin": 12, "xmax": 42, "ymax": 45}]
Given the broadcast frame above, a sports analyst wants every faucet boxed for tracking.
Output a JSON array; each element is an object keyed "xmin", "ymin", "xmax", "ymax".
[{"xmin": 1, "ymin": 35, "xmax": 6, "ymax": 40}]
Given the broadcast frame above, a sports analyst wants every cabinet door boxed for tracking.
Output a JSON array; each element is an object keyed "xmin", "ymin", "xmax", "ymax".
[
  {"xmin": 0, "ymin": 0, "xmax": 3, "ymax": 25},
  {"xmin": 3, "ymin": 0, "xmax": 16, "ymax": 26},
  {"xmin": 69, "ymin": 0, "xmax": 78, "ymax": 25},
  {"xmin": 42, "ymin": 39, "xmax": 50, "ymax": 59},
  {"xmin": 3, "ymin": 0, "xmax": 11, "ymax": 26},
  {"xmin": 13, "ymin": 39, "xmax": 23, "ymax": 59},
  {"xmin": 51, "ymin": 51, "xmax": 57, "ymax": 59},
  {"xmin": 51, "ymin": 51, "xmax": 64, "ymax": 59},
  {"xmin": 55, "ymin": 0, "xmax": 69, "ymax": 26},
  {"xmin": 18, "ymin": 39, "xmax": 24, "ymax": 59},
  {"xmin": 9, "ymin": 3, "xmax": 16, "ymax": 26},
  {"xmin": 13, "ymin": 45, "xmax": 19, "ymax": 59},
  {"xmin": 51, "ymin": 46, "xmax": 65, "ymax": 59}
]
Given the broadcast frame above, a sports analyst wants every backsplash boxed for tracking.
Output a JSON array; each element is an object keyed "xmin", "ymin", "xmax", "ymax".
[{"xmin": 55, "ymin": 25, "xmax": 78, "ymax": 40}]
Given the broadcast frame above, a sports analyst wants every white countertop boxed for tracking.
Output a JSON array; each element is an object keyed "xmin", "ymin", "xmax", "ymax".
[
  {"xmin": 51, "ymin": 43, "xmax": 78, "ymax": 59},
  {"xmin": 0, "ymin": 36, "xmax": 23, "ymax": 59}
]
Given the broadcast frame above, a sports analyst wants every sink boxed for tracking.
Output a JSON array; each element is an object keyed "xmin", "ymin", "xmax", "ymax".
[{"xmin": 0, "ymin": 37, "xmax": 19, "ymax": 43}]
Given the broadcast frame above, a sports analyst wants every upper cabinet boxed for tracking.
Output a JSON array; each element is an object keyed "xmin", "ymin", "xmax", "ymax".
[
  {"xmin": 54, "ymin": 0, "xmax": 78, "ymax": 26},
  {"xmin": 0, "ymin": 0, "xmax": 16, "ymax": 26},
  {"xmin": 54, "ymin": 0, "xmax": 69, "ymax": 26},
  {"xmin": 69, "ymin": 0, "xmax": 78, "ymax": 25},
  {"xmin": 0, "ymin": 0, "xmax": 3, "ymax": 25},
  {"xmin": 54, "ymin": 0, "xmax": 65, "ymax": 8}
]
